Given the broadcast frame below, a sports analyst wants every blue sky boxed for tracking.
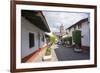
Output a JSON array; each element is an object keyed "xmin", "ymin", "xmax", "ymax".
[{"xmin": 43, "ymin": 11, "xmax": 89, "ymax": 32}]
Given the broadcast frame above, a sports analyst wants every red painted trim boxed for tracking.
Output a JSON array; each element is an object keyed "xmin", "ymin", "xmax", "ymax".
[
  {"xmin": 81, "ymin": 46, "xmax": 90, "ymax": 53},
  {"xmin": 21, "ymin": 45, "xmax": 48, "ymax": 63},
  {"xmin": 21, "ymin": 49, "xmax": 39, "ymax": 63}
]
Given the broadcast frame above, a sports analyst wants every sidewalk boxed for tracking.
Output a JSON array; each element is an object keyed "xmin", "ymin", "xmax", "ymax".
[{"xmin": 31, "ymin": 45, "xmax": 58, "ymax": 62}]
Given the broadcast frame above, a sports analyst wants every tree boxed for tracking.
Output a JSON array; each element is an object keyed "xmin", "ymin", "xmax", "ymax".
[
  {"xmin": 46, "ymin": 32, "xmax": 57, "ymax": 45},
  {"xmin": 62, "ymin": 36, "xmax": 72, "ymax": 46},
  {"xmin": 45, "ymin": 32, "xmax": 57, "ymax": 56}
]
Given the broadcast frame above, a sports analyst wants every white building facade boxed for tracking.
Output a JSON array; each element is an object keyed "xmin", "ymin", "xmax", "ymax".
[
  {"xmin": 21, "ymin": 10, "xmax": 50, "ymax": 62},
  {"xmin": 66, "ymin": 18, "xmax": 90, "ymax": 49}
]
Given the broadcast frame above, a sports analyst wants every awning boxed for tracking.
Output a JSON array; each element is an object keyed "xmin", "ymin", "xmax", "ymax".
[{"xmin": 21, "ymin": 10, "xmax": 50, "ymax": 32}]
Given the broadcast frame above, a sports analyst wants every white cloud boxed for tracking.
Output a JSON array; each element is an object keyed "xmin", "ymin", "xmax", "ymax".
[{"xmin": 43, "ymin": 11, "xmax": 89, "ymax": 32}]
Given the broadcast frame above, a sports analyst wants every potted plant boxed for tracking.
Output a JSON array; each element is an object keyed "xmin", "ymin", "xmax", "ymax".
[
  {"xmin": 43, "ymin": 33, "xmax": 57, "ymax": 61},
  {"xmin": 43, "ymin": 47, "xmax": 52, "ymax": 61}
]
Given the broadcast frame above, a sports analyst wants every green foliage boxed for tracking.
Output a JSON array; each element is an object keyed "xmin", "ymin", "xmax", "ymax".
[
  {"xmin": 45, "ymin": 33, "xmax": 57, "ymax": 56},
  {"xmin": 72, "ymin": 30, "xmax": 81, "ymax": 44},
  {"xmin": 62, "ymin": 36, "xmax": 72, "ymax": 45},
  {"xmin": 45, "ymin": 48, "xmax": 51, "ymax": 56},
  {"xmin": 67, "ymin": 37, "xmax": 72, "ymax": 45},
  {"xmin": 50, "ymin": 35, "xmax": 57, "ymax": 45}
]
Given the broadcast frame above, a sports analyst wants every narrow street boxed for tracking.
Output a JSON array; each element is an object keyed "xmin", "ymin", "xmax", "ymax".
[
  {"xmin": 29, "ymin": 44, "xmax": 90, "ymax": 62},
  {"xmin": 53, "ymin": 44, "xmax": 90, "ymax": 61}
]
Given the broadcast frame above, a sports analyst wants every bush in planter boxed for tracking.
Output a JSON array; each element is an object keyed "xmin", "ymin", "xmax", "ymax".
[
  {"xmin": 45, "ymin": 47, "xmax": 51, "ymax": 56},
  {"xmin": 43, "ymin": 47, "xmax": 52, "ymax": 61},
  {"xmin": 45, "ymin": 33, "xmax": 57, "ymax": 56},
  {"xmin": 72, "ymin": 30, "xmax": 81, "ymax": 51}
]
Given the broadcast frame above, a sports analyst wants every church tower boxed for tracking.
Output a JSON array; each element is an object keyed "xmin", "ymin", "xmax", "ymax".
[{"xmin": 60, "ymin": 24, "xmax": 65, "ymax": 36}]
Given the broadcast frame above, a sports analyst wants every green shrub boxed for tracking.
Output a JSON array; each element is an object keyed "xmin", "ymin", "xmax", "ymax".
[
  {"xmin": 68, "ymin": 37, "xmax": 72, "ymax": 45},
  {"xmin": 72, "ymin": 30, "xmax": 81, "ymax": 45},
  {"xmin": 65, "ymin": 37, "xmax": 72, "ymax": 45},
  {"xmin": 50, "ymin": 35, "xmax": 57, "ymax": 45},
  {"xmin": 45, "ymin": 48, "xmax": 51, "ymax": 56},
  {"xmin": 45, "ymin": 33, "xmax": 57, "ymax": 56}
]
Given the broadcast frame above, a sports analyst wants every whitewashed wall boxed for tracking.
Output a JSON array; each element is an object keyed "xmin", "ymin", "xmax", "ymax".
[
  {"xmin": 81, "ymin": 21, "xmax": 90, "ymax": 47},
  {"xmin": 21, "ymin": 16, "xmax": 46, "ymax": 58},
  {"xmin": 67, "ymin": 27, "xmax": 74, "ymax": 37},
  {"xmin": 67, "ymin": 21, "xmax": 90, "ymax": 47}
]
